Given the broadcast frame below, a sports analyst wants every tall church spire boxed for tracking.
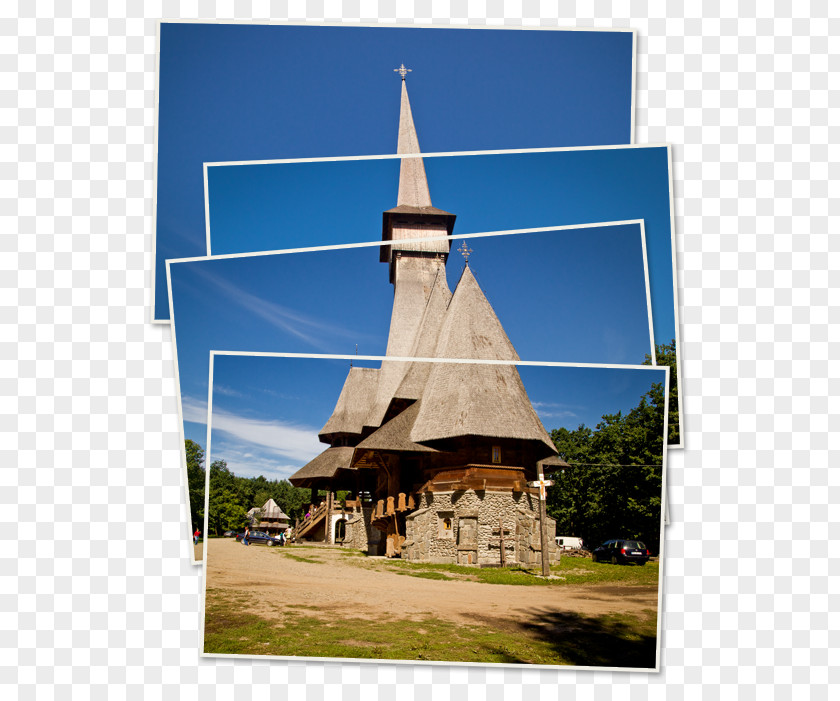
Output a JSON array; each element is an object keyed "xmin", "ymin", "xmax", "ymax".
[
  {"xmin": 396, "ymin": 74, "xmax": 433, "ymax": 208},
  {"xmin": 380, "ymin": 67, "xmax": 456, "ymax": 275}
]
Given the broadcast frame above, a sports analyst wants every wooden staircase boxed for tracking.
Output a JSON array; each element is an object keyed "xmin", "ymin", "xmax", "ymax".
[
  {"xmin": 292, "ymin": 497, "xmax": 366, "ymax": 542},
  {"xmin": 294, "ymin": 502, "xmax": 327, "ymax": 540}
]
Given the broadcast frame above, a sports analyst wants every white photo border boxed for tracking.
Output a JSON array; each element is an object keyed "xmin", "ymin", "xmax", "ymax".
[{"xmin": 200, "ymin": 351, "xmax": 669, "ymax": 672}]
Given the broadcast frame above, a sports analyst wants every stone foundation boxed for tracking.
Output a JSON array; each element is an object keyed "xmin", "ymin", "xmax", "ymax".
[{"xmin": 402, "ymin": 489, "xmax": 557, "ymax": 566}]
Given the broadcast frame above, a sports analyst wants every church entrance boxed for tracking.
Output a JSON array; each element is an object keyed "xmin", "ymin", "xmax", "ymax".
[{"xmin": 334, "ymin": 518, "xmax": 346, "ymax": 543}]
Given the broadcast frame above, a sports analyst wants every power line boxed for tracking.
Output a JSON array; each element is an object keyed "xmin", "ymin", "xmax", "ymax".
[{"xmin": 551, "ymin": 462, "xmax": 663, "ymax": 468}]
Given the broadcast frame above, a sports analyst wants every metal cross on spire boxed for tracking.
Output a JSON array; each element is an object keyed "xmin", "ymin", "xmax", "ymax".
[
  {"xmin": 458, "ymin": 240, "xmax": 473, "ymax": 264},
  {"xmin": 394, "ymin": 63, "xmax": 412, "ymax": 80}
]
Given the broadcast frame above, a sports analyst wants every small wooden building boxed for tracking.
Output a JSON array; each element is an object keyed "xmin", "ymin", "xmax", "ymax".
[{"xmin": 248, "ymin": 498, "xmax": 290, "ymax": 536}]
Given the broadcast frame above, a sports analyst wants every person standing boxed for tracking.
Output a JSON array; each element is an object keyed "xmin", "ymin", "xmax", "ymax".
[
  {"xmin": 194, "ymin": 528, "xmax": 200, "ymax": 545},
  {"xmin": 242, "ymin": 526, "xmax": 250, "ymax": 546}
]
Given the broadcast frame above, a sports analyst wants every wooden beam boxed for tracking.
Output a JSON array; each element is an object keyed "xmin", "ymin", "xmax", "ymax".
[{"xmin": 325, "ymin": 487, "xmax": 333, "ymax": 544}]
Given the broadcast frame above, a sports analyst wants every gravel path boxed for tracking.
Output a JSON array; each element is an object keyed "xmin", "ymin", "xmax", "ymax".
[{"xmin": 205, "ymin": 539, "xmax": 658, "ymax": 628}]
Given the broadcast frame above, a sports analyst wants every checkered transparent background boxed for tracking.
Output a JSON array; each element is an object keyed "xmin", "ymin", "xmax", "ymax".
[{"xmin": 3, "ymin": 2, "xmax": 838, "ymax": 698}]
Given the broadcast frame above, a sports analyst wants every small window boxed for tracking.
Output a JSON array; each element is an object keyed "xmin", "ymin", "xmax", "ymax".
[
  {"xmin": 438, "ymin": 513, "xmax": 454, "ymax": 538},
  {"xmin": 492, "ymin": 446, "xmax": 501, "ymax": 464}
]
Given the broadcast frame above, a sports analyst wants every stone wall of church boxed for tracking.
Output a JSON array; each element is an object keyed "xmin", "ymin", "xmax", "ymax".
[
  {"xmin": 342, "ymin": 506, "xmax": 382, "ymax": 555},
  {"xmin": 402, "ymin": 489, "xmax": 557, "ymax": 566}
]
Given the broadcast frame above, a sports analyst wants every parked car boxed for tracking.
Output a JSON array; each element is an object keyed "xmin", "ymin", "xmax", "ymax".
[
  {"xmin": 555, "ymin": 536, "xmax": 584, "ymax": 550},
  {"xmin": 223, "ymin": 531, "xmax": 236, "ymax": 537},
  {"xmin": 591, "ymin": 539, "xmax": 650, "ymax": 565},
  {"xmin": 235, "ymin": 530, "xmax": 283, "ymax": 546}
]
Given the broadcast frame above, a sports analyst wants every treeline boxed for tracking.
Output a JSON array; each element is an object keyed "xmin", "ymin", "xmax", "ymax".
[
  {"xmin": 185, "ymin": 440, "xmax": 311, "ymax": 535},
  {"xmin": 545, "ymin": 345, "xmax": 674, "ymax": 555},
  {"xmin": 646, "ymin": 339, "xmax": 680, "ymax": 445}
]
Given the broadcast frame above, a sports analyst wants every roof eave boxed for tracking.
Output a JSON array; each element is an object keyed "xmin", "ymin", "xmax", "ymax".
[{"xmin": 380, "ymin": 209, "xmax": 457, "ymax": 263}]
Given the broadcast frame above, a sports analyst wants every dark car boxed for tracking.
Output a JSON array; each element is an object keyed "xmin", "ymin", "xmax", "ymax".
[
  {"xmin": 235, "ymin": 530, "xmax": 283, "ymax": 546},
  {"xmin": 591, "ymin": 539, "xmax": 650, "ymax": 565}
]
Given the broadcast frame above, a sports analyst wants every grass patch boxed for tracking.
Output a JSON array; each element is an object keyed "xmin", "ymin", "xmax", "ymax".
[
  {"xmin": 391, "ymin": 570, "xmax": 453, "ymax": 581},
  {"xmin": 549, "ymin": 556, "xmax": 660, "ymax": 585},
  {"xmin": 204, "ymin": 589, "xmax": 657, "ymax": 667},
  {"xmin": 282, "ymin": 544, "xmax": 658, "ymax": 587},
  {"xmin": 365, "ymin": 557, "xmax": 658, "ymax": 587},
  {"xmin": 276, "ymin": 551, "xmax": 322, "ymax": 564},
  {"xmin": 287, "ymin": 544, "xmax": 367, "ymax": 557}
]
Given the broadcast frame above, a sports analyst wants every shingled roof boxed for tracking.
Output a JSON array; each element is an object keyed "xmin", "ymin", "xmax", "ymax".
[
  {"xmin": 385, "ymin": 204, "xmax": 454, "ymax": 217},
  {"xmin": 409, "ymin": 361, "xmax": 557, "ymax": 453},
  {"xmin": 288, "ymin": 446, "xmax": 356, "ymax": 488},
  {"xmin": 408, "ymin": 266, "xmax": 555, "ymax": 453},
  {"xmin": 364, "ymin": 260, "xmax": 450, "ymax": 430},
  {"xmin": 364, "ymin": 358, "xmax": 411, "ymax": 433},
  {"xmin": 318, "ymin": 367, "xmax": 379, "ymax": 443},
  {"xmin": 354, "ymin": 400, "xmax": 438, "ymax": 456},
  {"xmin": 260, "ymin": 498, "xmax": 290, "ymax": 521},
  {"xmin": 433, "ymin": 265, "xmax": 519, "ymax": 362},
  {"xmin": 396, "ymin": 79, "xmax": 432, "ymax": 209},
  {"xmin": 393, "ymin": 268, "xmax": 453, "ymax": 402}
]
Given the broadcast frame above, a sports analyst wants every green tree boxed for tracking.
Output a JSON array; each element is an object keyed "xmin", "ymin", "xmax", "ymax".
[
  {"xmin": 203, "ymin": 457, "xmax": 319, "ymax": 532},
  {"xmin": 207, "ymin": 459, "xmax": 249, "ymax": 535},
  {"xmin": 185, "ymin": 440, "xmax": 205, "ymax": 532},
  {"xmin": 207, "ymin": 488, "xmax": 248, "ymax": 536},
  {"xmin": 644, "ymin": 339, "xmax": 680, "ymax": 445},
  {"xmin": 252, "ymin": 489, "xmax": 272, "ymax": 512},
  {"xmin": 545, "ymin": 375, "xmax": 665, "ymax": 554},
  {"xmin": 273, "ymin": 480, "xmax": 310, "ymax": 522}
]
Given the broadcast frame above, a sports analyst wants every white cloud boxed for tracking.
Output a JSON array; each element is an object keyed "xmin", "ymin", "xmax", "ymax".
[
  {"xmin": 531, "ymin": 400, "xmax": 580, "ymax": 420},
  {"xmin": 210, "ymin": 440, "xmax": 303, "ymax": 481},
  {"xmin": 182, "ymin": 396, "xmax": 211, "ymax": 425},
  {"xmin": 213, "ymin": 385, "xmax": 245, "ymax": 398},
  {"xmin": 533, "ymin": 400, "xmax": 575, "ymax": 410},
  {"xmin": 186, "ymin": 264, "xmax": 374, "ymax": 351},
  {"xmin": 182, "ymin": 396, "xmax": 324, "ymax": 465},
  {"xmin": 537, "ymin": 410, "xmax": 577, "ymax": 420}
]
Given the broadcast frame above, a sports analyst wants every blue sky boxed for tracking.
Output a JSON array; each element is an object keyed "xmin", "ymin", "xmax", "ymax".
[
  {"xmin": 208, "ymin": 354, "xmax": 667, "ymax": 481},
  {"xmin": 170, "ymin": 223, "xmax": 653, "ymax": 451},
  {"xmin": 154, "ymin": 22, "xmax": 634, "ymax": 319},
  {"xmin": 206, "ymin": 147, "xmax": 676, "ymax": 347}
]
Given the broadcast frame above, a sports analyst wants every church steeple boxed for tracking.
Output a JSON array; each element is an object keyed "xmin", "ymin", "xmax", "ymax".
[
  {"xmin": 380, "ymin": 67, "xmax": 456, "ymax": 278},
  {"xmin": 396, "ymin": 73, "xmax": 433, "ymax": 208}
]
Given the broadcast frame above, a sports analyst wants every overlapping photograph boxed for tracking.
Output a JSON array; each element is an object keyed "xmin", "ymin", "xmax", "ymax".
[
  {"xmin": 203, "ymin": 143, "xmax": 681, "ymax": 446},
  {"xmin": 200, "ymin": 353, "xmax": 668, "ymax": 670},
  {"xmin": 171, "ymin": 219, "xmax": 656, "ymax": 561},
  {"xmin": 153, "ymin": 22, "xmax": 637, "ymax": 322}
]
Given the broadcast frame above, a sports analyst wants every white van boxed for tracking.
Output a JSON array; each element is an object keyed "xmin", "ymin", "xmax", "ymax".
[{"xmin": 555, "ymin": 536, "xmax": 583, "ymax": 550}]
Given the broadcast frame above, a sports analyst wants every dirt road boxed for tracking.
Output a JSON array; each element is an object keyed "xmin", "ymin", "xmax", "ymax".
[{"xmin": 206, "ymin": 539, "xmax": 657, "ymax": 628}]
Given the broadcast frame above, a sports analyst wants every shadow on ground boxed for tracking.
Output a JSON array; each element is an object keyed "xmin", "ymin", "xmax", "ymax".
[{"xmin": 496, "ymin": 606, "xmax": 658, "ymax": 669}]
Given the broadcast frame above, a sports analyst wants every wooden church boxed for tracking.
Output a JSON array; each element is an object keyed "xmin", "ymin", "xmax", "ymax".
[{"xmin": 290, "ymin": 68, "xmax": 567, "ymax": 566}]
